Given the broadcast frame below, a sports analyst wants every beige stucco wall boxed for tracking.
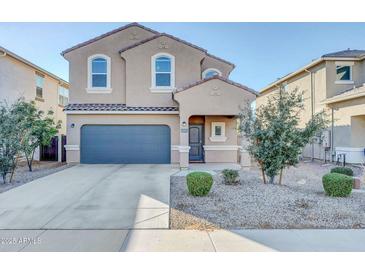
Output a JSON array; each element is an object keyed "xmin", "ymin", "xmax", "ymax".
[
  {"xmin": 325, "ymin": 60, "xmax": 365, "ymax": 98},
  {"xmin": 64, "ymin": 26, "xmax": 235, "ymax": 108},
  {"xmin": 351, "ymin": 115, "xmax": 365, "ymax": 147},
  {"xmin": 66, "ymin": 114, "xmax": 180, "ymax": 163},
  {"xmin": 201, "ymin": 55, "xmax": 233, "ymax": 78},
  {"xmin": 329, "ymin": 97, "xmax": 365, "ymax": 148},
  {"xmin": 174, "ymin": 79, "xmax": 255, "ymax": 167},
  {"xmin": 63, "ymin": 26, "xmax": 156, "ymax": 104},
  {"xmin": 0, "ymin": 54, "xmax": 67, "ymax": 134},
  {"xmin": 204, "ymin": 116, "xmax": 239, "ymax": 163},
  {"xmin": 121, "ymin": 36, "xmax": 206, "ymax": 107}
]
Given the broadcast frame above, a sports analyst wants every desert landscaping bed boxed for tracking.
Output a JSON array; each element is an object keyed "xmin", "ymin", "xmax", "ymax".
[
  {"xmin": 170, "ymin": 161, "xmax": 365, "ymax": 229},
  {"xmin": 0, "ymin": 161, "xmax": 71, "ymax": 193}
]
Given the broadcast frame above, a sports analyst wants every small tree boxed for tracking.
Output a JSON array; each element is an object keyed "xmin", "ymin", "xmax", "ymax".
[
  {"xmin": 12, "ymin": 100, "xmax": 61, "ymax": 171},
  {"xmin": 0, "ymin": 102, "xmax": 21, "ymax": 183},
  {"xmin": 239, "ymin": 87, "xmax": 328, "ymax": 184}
]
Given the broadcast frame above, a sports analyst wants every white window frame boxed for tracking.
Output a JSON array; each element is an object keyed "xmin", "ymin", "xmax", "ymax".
[
  {"xmin": 58, "ymin": 85, "xmax": 69, "ymax": 106},
  {"xmin": 87, "ymin": 54, "xmax": 112, "ymax": 93},
  {"xmin": 35, "ymin": 73, "xmax": 44, "ymax": 99},
  {"xmin": 150, "ymin": 53, "xmax": 175, "ymax": 93},
  {"xmin": 202, "ymin": 68, "xmax": 222, "ymax": 79},
  {"xmin": 209, "ymin": 122, "xmax": 227, "ymax": 142},
  {"xmin": 335, "ymin": 61, "xmax": 354, "ymax": 85}
]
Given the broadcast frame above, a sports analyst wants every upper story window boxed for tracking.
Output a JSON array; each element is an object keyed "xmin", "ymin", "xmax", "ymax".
[
  {"xmin": 202, "ymin": 68, "xmax": 222, "ymax": 79},
  {"xmin": 87, "ymin": 54, "xmax": 111, "ymax": 93},
  {"xmin": 335, "ymin": 61, "xmax": 354, "ymax": 84},
  {"xmin": 35, "ymin": 73, "xmax": 44, "ymax": 99},
  {"xmin": 151, "ymin": 53, "xmax": 175, "ymax": 92},
  {"xmin": 58, "ymin": 85, "xmax": 69, "ymax": 106}
]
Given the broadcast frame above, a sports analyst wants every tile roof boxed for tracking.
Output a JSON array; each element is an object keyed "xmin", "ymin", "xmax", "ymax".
[
  {"xmin": 175, "ymin": 75, "xmax": 258, "ymax": 95},
  {"xmin": 324, "ymin": 84, "xmax": 365, "ymax": 104},
  {"xmin": 64, "ymin": 103, "xmax": 178, "ymax": 112},
  {"xmin": 61, "ymin": 23, "xmax": 159, "ymax": 56},
  {"xmin": 322, "ymin": 49, "xmax": 365, "ymax": 58}
]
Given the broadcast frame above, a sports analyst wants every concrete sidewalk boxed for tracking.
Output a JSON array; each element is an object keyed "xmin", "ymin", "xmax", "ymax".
[{"xmin": 1, "ymin": 229, "xmax": 365, "ymax": 252}]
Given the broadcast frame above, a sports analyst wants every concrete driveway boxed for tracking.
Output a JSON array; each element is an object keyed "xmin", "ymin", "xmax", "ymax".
[{"xmin": 0, "ymin": 164, "xmax": 177, "ymax": 229}]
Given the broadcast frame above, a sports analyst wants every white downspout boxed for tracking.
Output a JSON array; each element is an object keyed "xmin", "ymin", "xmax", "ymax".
[{"xmin": 305, "ymin": 68, "xmax": 315, "ymax": 161}]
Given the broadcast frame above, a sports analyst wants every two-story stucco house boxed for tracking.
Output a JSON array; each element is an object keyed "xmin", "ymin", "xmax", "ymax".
[
  {"xmin": 62, "ymin": 23, "xmax": 256, "ymax": 168},
  {"xmin": 0, "ymin": 46, "xmax": 69, "ymax": 161},
  {"xmin": 257, "ymin": 49, "xmax": 365, "ymax": 164}
]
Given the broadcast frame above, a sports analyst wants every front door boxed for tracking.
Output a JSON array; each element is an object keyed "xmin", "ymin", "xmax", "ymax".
[{"xmin": 189, "ymin": 125, "xmax": 204, "ymax": 162}]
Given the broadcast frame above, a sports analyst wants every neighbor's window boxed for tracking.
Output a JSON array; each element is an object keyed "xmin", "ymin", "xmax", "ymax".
[
  {"xmin": 336, "ymin": 65, "xmax": 352, "ymax": 81},
  {"xmin": 151, "ymin": 53, "xmax": 175, "ymax": 90},
  {"xmin": 58, "ymin": 86, "xmax": 69, "ymax": 106},
  {"xmin": 87, "ymin": 54, "xmax": 111, "ymax": 91},
  {"xmin": 210, "ymin": 122, "xmax": 227, "ymax": 142},
  {"xmin": 202, "ymin": 68, "xmax": 222, "ymax": 79},
  {"xmin": 36, "ymin": 74, "xmax": 44, "ymax": 98}
]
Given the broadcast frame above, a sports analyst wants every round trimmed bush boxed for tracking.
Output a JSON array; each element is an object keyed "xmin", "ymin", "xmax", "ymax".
[
  {"xmin": 322, "ymin": 173, "xmax": 353, "ymax": 197},
  {"xmin": 330, "ymin": 166, "xmax": 354, "ymax": 177},
  {"xmin": 186, "ymin": 171, "xmax": 213, "ymax": 196},
  {"xmin": 222, "ymin": 169, "xmax": 240, "ymax": 185}
]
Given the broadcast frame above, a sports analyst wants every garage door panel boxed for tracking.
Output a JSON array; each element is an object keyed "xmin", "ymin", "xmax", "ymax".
[{"xmin": 81, "ymin": 125, "xmax": 171, "ymax": 164}]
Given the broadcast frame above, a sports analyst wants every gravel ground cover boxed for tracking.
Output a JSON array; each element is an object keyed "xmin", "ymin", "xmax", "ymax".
[
  {"xmin": 170, "ymin": 162, "xmax": 365, "ymax": 229},
  {"xmin": 0, "ymin": 161, "xmax": 71, "ymax": 193}
]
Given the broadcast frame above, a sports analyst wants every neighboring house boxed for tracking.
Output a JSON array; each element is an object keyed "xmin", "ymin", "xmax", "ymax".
[
  {"xmin": 62, "ymin": 23, "xmax": 256, "ymax": 168},
  {"xmin": 257, "ymin": 49, "xmax": 365, "ymax": 164},
  {"xmin": 0, "ymin": 46, "xmax": 69, "ymax": 161}
]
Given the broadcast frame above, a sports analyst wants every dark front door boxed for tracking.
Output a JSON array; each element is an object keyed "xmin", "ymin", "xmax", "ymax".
[{"xmin": 189, "ymin": 125, "xmax": 204, "ymax": 162}]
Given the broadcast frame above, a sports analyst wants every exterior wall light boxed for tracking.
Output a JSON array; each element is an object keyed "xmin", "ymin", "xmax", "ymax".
[
  {"xmin": 70, "ymin": 123, "xmax": 75, "ymax": 128},
  {"xmin": 181, "ymin": 121, "xmax": 187, "ymax": 127}
]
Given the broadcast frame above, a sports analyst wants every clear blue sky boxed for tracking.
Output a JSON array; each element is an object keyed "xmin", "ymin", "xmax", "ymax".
[{"xmin": 1, "ymin": 22, "xmax": 365, "ymax": 90}]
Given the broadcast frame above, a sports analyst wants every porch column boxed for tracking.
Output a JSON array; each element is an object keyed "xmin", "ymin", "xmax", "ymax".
[
  {"xmin": 240, "ymin": 137, "xmax": 251, "ymax": 167},
  {"xmin": 179, "ymin": 114, "xmax": 190, "ymax": 169}
]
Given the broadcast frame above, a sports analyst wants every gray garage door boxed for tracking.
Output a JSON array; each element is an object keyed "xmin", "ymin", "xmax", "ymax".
[{"xmin": 80, "ymin": 125, "xmax": 171, "ymax": 164}]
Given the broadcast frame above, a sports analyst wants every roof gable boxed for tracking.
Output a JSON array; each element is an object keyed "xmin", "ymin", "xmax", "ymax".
[
  {"xmin": 61, "ymin": 23, "xmax": 158, "ymax": 56},
  {"xmin": 119, "ymin": 33, "xmax": 207, "ymax": 54},
  {"xmin": 175, "ymin": 75, "xmax": 257, "ymax": 96}
]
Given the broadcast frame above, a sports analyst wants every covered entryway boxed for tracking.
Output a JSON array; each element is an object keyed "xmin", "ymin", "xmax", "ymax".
[{"xmin": 80, "ymin": 125, "xmax": 171, "ymax": 164}]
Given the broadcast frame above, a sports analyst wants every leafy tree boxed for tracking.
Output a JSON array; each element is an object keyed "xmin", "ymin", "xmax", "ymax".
[
  {"xmin": 12, "ymin": 100, "xmax": 61, "ymax": 171},
  {"xmin": 239, "ymin": 87, "xmax": 328, "ymax": 184},
  {"xmin": 0, "ymin": 101, "xmax": 21, "ymax": 183}
]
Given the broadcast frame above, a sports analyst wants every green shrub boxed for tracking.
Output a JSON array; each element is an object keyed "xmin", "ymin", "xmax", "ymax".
[
  {"xmin": 330, "ymin": 167, "xmax": 354, "ymax": 177},
  {"xmin": 222, "ymin": 169, "xmax": 240, "ymax": 185},
  {"xmin": 322, "ymin": 173, "xmax": 353, "ymax": 197},
  {"xmin": 186, "ymin": 171, "xmax": 213, "ymax": 196}
]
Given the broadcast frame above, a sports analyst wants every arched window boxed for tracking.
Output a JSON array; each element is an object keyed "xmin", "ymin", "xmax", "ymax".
[
  {"xmin": 151, "ymin": 53, "xmax": 175, "ymax": 91},
  {"xmin": 87, "ymin": 54, "xmax": 111, "ymax": 92},
  {"xmin": 202, "ymin": 68, "xmax": 222, "ymax": 79}
]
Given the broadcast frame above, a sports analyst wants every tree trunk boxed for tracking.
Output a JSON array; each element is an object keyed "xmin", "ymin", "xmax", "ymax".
[
  {"xmin": 259, "ymin": 163, "xmax": 266, "ymax": 184},
  {"xmin": 268, "ymin": 176, "xmax": 275, "ymax": 184},
  {"xmin": 279, "ymin": 168, "xmax": 283, "ymax": 185},
  {"xmin": 1, "ymin": 172, "xmax": 6, "ymax": 184},
  {"xmin": 9, "ymin": 157, "xmax": 18, "ymax": 184},
  {"xmin": 26, "ymin": 154, "xmax": 32, "ymax": 172}
]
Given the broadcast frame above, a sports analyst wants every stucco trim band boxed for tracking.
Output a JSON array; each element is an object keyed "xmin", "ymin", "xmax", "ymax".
[
  {"xmin": 65, "ymin": 111, "xmax": 179, "ymax": 115},
  {"xmin": 171, "ymin": 145, "xmax": 191, "ymax": 152},
  {"xmin": 203, "ymin": 145, "xmax": 242, "ymax": 151},
  {"xmin": 64, "ymin": 145, "xmax": 80, "ymax": 151}
]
